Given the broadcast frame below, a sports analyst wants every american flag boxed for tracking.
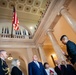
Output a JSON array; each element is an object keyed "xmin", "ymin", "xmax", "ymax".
[{"xmin": 12, "ymin": 6, "xmax": 19, "ymax": 30}]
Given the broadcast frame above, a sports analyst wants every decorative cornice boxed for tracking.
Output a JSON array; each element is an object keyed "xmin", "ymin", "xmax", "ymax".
[
  {"xmin": 0, "ymin": 38, "xmax": 33, "ymax": 42},
  {"xmin": 33, "ymin": 0, "xmax": 58, "ymax": 43},
  {"xmin": 33, "ymin": 0, "xmax": 71, "ymax": 44},
  {"xmin": 0, "ymin": 38, "xmax": 36, "ymax": 48},
  {"xmin": 0, "ymin": 45, "xmax": 36, "ymax": 48}
]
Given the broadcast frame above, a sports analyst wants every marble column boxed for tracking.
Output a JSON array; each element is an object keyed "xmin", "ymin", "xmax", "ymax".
[
  {"xmin": 38, "ymin": 44, "xmax": 47, "ymax": 63},
  {"xmin": 26, "ymin": 47, "xmax": 33, "ymax": 62},
  {"xmin": 59, "ymin": 6, "xmax": 76, "ymax": 33},
  {"xmin": 47, "ymin": 29, "xmax": 66, "ymax": 61}
]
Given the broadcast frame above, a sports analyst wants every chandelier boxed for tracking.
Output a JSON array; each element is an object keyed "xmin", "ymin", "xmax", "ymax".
[{"xmin": 7, "ymin": 53, "xmax": 13, "ymax": 60}]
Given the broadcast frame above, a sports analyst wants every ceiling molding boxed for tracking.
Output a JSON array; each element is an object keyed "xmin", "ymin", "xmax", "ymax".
[
  {"xmin": 33, "ymin": 0, "xmax": 58, "ymax": 43},
  {"xmin": 0, "ymin": 0, "xmax": 49, "ymax": 19},
  {"xmin": 33, "ymin": 0, "xmax": 71, "ymax": 44}
]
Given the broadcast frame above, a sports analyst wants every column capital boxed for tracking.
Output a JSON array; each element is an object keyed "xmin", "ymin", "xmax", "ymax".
[
  {"xmin": 58, "ymin": 6, "xmax": 68, "ymax": 15},
  {"xmin": 36, "ymin": 43, "xmax": 42, "ymax": 49},
  {"xmin": 37, "ymin": 43, "xmax": 43, "ymax": 48},
  {"xmin": 47, "ymin": 29, "xmax": 54, "ymax": 33}
]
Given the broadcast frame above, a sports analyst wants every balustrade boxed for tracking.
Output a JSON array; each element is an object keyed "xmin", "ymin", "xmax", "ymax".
[{"xmin": 0, "ymin": 27, "xmax": 31, "ymax": 39}]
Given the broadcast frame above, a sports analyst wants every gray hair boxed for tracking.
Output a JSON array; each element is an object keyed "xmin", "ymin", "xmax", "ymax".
[
  {"xmin": 11, "ymin": 59, "xmax": 19, "ymax": 68},
  {"xmin": 0, "ymin": 50, "xmax": 6, "ymax": 54}
]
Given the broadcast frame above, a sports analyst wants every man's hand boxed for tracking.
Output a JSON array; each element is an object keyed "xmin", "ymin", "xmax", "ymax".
[{"xmin": 61, "ymin": 51, "xmax": 66, "ymax": 55}]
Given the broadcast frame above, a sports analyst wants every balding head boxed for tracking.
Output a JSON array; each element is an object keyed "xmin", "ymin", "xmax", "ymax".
[
  {"xmin": 0, "ymin": 50, "xmax": 6, "ymax": 53},
  {"xmin": 61, "ymin": 60, "xmax": 66, "ymax": 65},
  {"xmin": 33, "ymin": 55, "xmax": 38, "ymax": 61},
  {"xmin": 55, "ymin": 60, "xmax": 61, "ymax": 65}
]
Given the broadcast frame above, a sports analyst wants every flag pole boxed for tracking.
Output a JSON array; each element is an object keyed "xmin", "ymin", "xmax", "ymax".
[
  {"xmin": 11, "ymin": 5, "xmax": 19, "ymax": 37},
  {"xmin": 11, "ymin": 23, "xmax": 13, "ymax": 38}
]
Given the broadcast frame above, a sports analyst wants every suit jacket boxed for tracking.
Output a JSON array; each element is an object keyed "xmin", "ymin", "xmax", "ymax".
[
  {"xmin": 65, "ymin": 64, "xmax": 76, "ymax": 75},
  {"xmin": 28, "ymin": 61, "xmax": 47, "ymax": 75},
  {"xmin": 54, "ymin": 65, "xmax": 67, "ymax": 75},
  {"xmin": 0, "ymin": 58, "xmax": 9, "ymax": 75},
  {"xmin": 66, "ymin": 40, "xmax": 76, "ymax": 64},
  {"xmin": 11, "ymin": 66, "xmax": 23, "ymax": 75}
]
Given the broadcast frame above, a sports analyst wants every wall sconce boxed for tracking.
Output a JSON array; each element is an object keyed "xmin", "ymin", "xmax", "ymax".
[
  {"xmin": 51, "ymin": 54, "xmax": 56, "ymax": 57},
  {"xmin": 7, "ymin": 53, "xmax": 13, "ymax": 60},
  {"xmin": 51, "ymin": 54, "xmax": 56, "ymax": 67}
]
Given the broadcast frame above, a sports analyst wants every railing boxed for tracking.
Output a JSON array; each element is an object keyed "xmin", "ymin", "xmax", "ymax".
[
  {"xmin": 13, "ymin": 35, "xmax": 29, "ymax": 39},
  {"xmin": 0, "ymin": 34, "xmax": 11, "ymax": 38},
  {"xmin": 0, "ymin": 34, "xmax": 30, "ymax": 39},
  {"xmin": 0, "ymin": 27, "xmax": 31, "ymax": 39}
]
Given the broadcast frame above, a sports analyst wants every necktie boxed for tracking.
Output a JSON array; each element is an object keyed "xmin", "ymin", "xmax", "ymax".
[
  {"xmin": 50, "ymin": 70, "xmax": 54, "ymax": 74},
  {"xmin": 58, "ymin": 66, "xmax": 61, "ymax": 70},
  {"xmin": 35, "ymin": 61, "xmax": 40, "ymax": 68}
]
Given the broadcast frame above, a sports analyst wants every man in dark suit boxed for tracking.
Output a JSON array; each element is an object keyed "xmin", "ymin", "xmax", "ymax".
[
  {"xmin": 28, "ymin": 55, "xmax": 47, "ymax": 75},
  {"xmin": 60, "ymin": 35, "xmax": 76, "ymax": 69},
  {"xmin": 61, "ymin": 61, "xmax": 76, "ymax": 75},
  {"xmin": 0, "ymin": 50, "xmax": 9, "ymax": 75},
  {"xmin": 54, "ymin": 60, "xmax": 67, "ymax": 75}
]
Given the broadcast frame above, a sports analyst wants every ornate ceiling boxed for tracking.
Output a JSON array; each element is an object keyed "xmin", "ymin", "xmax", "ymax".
[
  {"xmin": 0, "ymin": 0, "xmax": 51, "ymax": 34},
  {"xmin": 0, "ymin": 0, "xmax": 50, "ymax": 15}
]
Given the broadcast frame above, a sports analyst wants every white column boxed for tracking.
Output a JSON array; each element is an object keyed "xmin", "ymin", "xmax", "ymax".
[
  {"xmin": 26, "ymin": 47, "xmax": 33, "ymax": 62},
  {"xmin": 25, "ymin": 30, "xmax": 29, "ymax": 39},
  {"xmin": 38, "ymin": 44, "xmax": 47, "ymax": 63},
  {"xmin": 26, "ymin": 30, "xmax": 28, "ymax": 35},
  {"xmin": 60, "ymin": 6, "xmax": 76, "ymax": 33},
  {"xmin": 47, "ymin": 29, "xmax": 66, "ymax": 61}
]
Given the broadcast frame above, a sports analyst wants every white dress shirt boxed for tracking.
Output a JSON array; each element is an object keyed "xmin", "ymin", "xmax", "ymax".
[
  {"xmin": 45, "ymin": 68, "xmax": 57, "ymax": 75},
  {"xmin": 34, "ymin": 61, "xmax": 40, "ymax": 68}
]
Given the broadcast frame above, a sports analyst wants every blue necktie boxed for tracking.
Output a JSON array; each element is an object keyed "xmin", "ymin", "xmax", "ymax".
[{"xmin": 35, "ymin": 61, "xmax": 40, "ymax": 68}]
